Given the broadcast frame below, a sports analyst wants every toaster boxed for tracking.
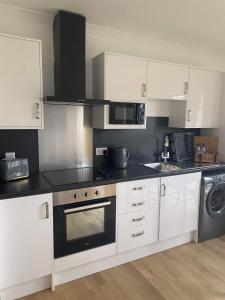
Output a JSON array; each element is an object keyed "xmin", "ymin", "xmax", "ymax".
[{"xmin": 0, "ymin": 157, "xmax": 29, "ymax": 181}]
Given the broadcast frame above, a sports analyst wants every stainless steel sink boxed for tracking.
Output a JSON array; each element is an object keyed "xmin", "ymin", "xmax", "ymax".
[{"xmin": 142, "ymin": 162, "xmax": 182, "ymax": 172}]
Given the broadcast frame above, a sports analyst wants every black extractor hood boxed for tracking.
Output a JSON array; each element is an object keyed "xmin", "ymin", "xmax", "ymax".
[{"xmin": 45, "ymin": 11, "xmax": 110, "ymax": 106}]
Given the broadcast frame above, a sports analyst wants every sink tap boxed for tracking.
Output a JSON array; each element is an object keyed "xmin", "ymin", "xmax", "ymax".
[
  {"xmin": 161, "ymin": 151, "xmax": 170, "ymax": 163},
  {"xmin": 161, "ymin": 135, "xmax": 170, "ymax": 163}
]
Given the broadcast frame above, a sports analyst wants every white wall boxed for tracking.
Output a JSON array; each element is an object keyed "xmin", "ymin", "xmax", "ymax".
[{"xmin": 0, "ymin": 4, "xmax": 225, "ymax": 166}]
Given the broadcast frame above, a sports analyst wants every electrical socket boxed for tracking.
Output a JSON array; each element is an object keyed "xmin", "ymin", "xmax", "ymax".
[{"xmin": 96, "ymin": 147, "xmax": 107, "ymax": 156}]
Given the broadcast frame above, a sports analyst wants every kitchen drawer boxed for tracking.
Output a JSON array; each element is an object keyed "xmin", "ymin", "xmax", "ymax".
[
  {"xmin": 118, "ymin": 207, "xmax": 158, "ymax": 230},
  {"xmin": 117, "ymin": 223, "xmax": 158, "ymax": 253},
  {"xmin": 117, "ymin": 178, "xmax": 159, "ymax": 214}
]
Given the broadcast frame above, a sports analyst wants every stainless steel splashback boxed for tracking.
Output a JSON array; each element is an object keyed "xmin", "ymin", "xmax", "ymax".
[{"xmin": 38, "ymin": 105, "xmax": 93, "ymax": 171}]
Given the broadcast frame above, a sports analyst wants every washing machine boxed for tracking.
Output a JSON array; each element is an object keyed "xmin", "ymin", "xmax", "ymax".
[{"xmin": 198, "ymin": 169, "xmax": 225, "ymax": 242}]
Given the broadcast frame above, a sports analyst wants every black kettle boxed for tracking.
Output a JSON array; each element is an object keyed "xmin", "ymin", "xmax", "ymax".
[{"xmin": 104, "ymin": 147, "xmax": 129, "ymax": 169}]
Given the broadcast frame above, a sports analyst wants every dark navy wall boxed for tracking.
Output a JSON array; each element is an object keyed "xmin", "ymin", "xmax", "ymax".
[
  {"xmin": 93, "ymin": 117, "xmax": 200, "ymax": 167},
  {"xmin": 0, "ymin": 130, "xmax": 39, "ymax": 174}
]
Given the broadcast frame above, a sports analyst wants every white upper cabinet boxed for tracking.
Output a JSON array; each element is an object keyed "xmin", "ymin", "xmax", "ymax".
[
  {"xmin": 93, "ymin": 52, "xmax": 223, "ymax": 129},
  {"xmin": 185, "ymin": 68, "xmax": 222, "ymax": 128},
  {"xmin": 0, "ymin": 34, "xmax": 43, "ymax": 129},
  {"xmin": 0, "ymin": 194, "xmax": 53, "ymax": 290},
  {"xmin": 159, "ymin": 172, "xmax": 201, "ymax": 241},
  {"xmin": 148, "ymin": 61, "xmax": 189, "ymax": 101},
  {"xmin": 169, "ymin": 68, "xmax": 222, "ymax": 128},
  {"xmin": 93, "ymin": 52, "xmax": 147, "ymax": 103}
]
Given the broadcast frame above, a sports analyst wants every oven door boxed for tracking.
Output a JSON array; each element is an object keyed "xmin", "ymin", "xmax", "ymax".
[
  {"xmin": 53, "ymin": 197, "xmax": 116, "ymax": 258},
  {"xmin": 109, "ymin": 102, "xmax": 137, "ymax": 124}
]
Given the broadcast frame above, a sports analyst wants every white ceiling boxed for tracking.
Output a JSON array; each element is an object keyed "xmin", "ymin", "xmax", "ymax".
[{"xmin": 1, "ymin": 0, "xmax": 225, "ymax": 52}]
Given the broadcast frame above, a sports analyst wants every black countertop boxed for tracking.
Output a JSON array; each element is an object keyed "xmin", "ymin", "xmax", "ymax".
[
  {"xmin": 1, "ymin": 161, "xmax": 225, "ymax": 200},
  {"xmin": 0, "ymin": 173, "xmax": 52, "ymax": 200}
]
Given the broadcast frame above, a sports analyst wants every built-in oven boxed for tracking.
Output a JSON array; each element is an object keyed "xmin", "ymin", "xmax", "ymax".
[
  {"xmin": 109, "ymin": 102, "xmax": 145, "ymax": 125},
  {"xmin": 53, "ymin": 184, "xmax": 116, "ymax": 259}
]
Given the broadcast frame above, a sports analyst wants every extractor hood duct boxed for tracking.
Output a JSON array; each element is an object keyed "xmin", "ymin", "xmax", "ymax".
[{"xmin": 45, "ymin": 10, "xmax": 110, "ymax": 106}]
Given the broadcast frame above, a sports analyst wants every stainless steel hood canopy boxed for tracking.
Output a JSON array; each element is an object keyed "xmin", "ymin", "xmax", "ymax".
[{"xmin": 45, "ymin": 11, "xmax": 110, "ymax": 106}]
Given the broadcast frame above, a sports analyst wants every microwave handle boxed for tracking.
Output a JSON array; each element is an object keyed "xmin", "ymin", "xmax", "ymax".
[
  {"xmin": 136, "ymin": 104, "xmax": 145, "ymax": 124},
  {"xmin": 64, "ymin": 201, "xmax": 111, "ymax": 214}
]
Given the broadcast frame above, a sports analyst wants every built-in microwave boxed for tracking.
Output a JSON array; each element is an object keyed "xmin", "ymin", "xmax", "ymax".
[{"xmin": 109, "ymin": 102, "xmax": 145, "ymax": 125}]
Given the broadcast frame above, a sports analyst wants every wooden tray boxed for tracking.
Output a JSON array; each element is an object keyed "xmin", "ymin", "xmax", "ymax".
[{"xmin": 194, "ymin": 136, "xmax": 219, "ymax": 163}]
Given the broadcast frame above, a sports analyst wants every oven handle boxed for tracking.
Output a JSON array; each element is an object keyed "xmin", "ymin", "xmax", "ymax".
[{"xmin": 64, "ymin": 201, "xmax": 112, "ymax": 214}]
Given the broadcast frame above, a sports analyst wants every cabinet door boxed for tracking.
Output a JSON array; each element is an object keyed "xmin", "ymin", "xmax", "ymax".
[
  {"xmin": 0, "ymin": 194, "xmax": 52, "ymax": 289},
  {"xmin": 148, "ymin": 61, "xmax": 189, "ymax": 100},
  {"xmin": 186, "ymin": 68, "xmax": 222, "ymax": 128},
  {"xmin": 159, "ymin": 173, "xmax": 201, "ymax": 241},
  {"xmin": 0, "ymin": 34, "xmax": 43, "ymax": 128},
  {"xmin": 105, "ymin": 53, "xmax": 147, "ymax": 102}
]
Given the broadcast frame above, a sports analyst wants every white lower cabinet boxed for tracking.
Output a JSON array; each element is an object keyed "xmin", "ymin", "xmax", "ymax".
[
  {"xmin": 0, "ymin": 193, "xmax": 53, "ymax": 290},
  {"xmin": 159, "ymin": 172, "xmax": 201, "ymax": 241},
  {"xmin": 117, "ymin": 222, "xmax": 158, "ymax": 253},
  {"xmin": 117, "ymin": 173, "xmax": 201, "ymax": 253},
  {"xmin": 0, "ymin": 173, "xmax": 202, "ymax": 297},
  {"xmin": 116, "ymin": 178, "xmax": 160, "ymax": 253}
]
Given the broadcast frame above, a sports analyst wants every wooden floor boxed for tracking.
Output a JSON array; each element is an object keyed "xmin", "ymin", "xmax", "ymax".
[{"xmin": 20, "ymin": 236, "xmax": 225, "ymax": 300}]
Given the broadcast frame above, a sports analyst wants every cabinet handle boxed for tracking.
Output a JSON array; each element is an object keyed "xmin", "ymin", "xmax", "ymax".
[
  {"xmin": 132, "ymin": 216, "xmax": 145, "ymax": 222},
  {"xmin": 141, "ymin": 83, "xmax": 147, "ymax": 97},
  {"xmin": 131, "ymin": 231, "xmax": 144, "ymax": 238},
  {"xmin": 184, "ymin": 82, "xmax": 189, "ymax": 94},
  {"xmin": 132, "ymin": 201, "xmax": 145, "ymax": 207},
  {"xmin": 35, "ymin": 102, "xmax": 41, "ymax": 119},
  {"xmin": 187, "ymin": 109, "xmax": 192, "ymax": 122},
  {"xmin": 43, "ymin": 202, "xmax": 49, "ymax": 219},
  {"xmin": 161, "ymin": 184, "xmax": 166, "ymax": 197},
  {"xmin": 132, "ymin": 186, "xmax": 145, "ymax": 191}
]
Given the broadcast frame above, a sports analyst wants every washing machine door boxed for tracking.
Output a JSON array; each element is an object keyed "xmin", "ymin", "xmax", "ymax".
[{"xmin": 206, "ymin": 182, "xmax": 225, "ymax": 218}]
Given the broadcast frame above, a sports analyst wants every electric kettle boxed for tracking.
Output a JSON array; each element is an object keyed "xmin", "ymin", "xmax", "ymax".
[{"xmin": 104, "ymin": 147, "xmax": 129, "ymax": 169}]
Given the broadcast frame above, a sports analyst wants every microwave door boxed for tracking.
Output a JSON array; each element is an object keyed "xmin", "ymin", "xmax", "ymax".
[{"xmin": 109, "ymin": 103, "xmax": 136, "ymax": 124}]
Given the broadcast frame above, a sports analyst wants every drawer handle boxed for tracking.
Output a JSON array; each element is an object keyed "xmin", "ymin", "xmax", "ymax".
[
  {"xmin": 131, "ymin": 231, "xmax": 144, "ymax": 238},
  {"xmin": 132, "ymin": 216, "xmax": 145, "ymax": 222},
  {"xmin": 132, "ymin": 201, "xmax": 145, "ymax": 207},
  {"xmin": 133, "ymin": 186, "xmax": 145, "ymax": 191},
  {"xmin": 161, "ymin": 184, "xmax": 166, "ymax": 197}
]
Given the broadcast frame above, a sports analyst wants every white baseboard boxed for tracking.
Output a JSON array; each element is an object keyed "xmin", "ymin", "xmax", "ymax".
[
  {"xmin": 54, "ymin": 232, "xmax": 194, "ymax": 286},
  {"xmin": 0, "ymin": 276, "xmax": 51, "ymax": 300}
]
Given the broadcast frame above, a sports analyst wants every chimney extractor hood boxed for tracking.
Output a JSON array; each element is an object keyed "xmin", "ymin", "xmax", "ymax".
[{"xmin": 44, "ymin": 11, "xmax": 110, "ymax": 106}]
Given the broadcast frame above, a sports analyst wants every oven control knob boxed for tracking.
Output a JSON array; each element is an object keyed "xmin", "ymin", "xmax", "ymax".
[
  {"xmin": 95, "ymin": 190, "xmax": 99, "ymax": 196},
  {"xmin": 85, "ymin": 192, "xmax": 90, "ymax": 197},
  {"xmin": 74, "ymin": 193, "xmax": 80, "ymax": 200}
]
